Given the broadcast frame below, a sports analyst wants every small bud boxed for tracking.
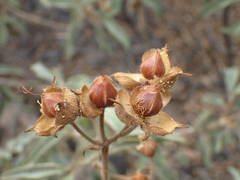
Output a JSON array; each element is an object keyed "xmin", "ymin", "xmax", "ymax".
[
  {"xmin": 42, "ymin": 92, "xmax": 64, "ymax": 118},
  {"xmin": 137, "ymin": 138, "xmax": 157, "ymax": 157},
  {"xmin": 89, "ymin": 75, "xmax": 117, "ymax": 108},
  {"xmin": 130, "ymin": 85, "xmax": 162, "ymax": 118},
  {"xmin": 131, "ymin": 173, "xmax": 148, "ymax": 180},
  {"xmin": 140, "ymin": 49, "xmax": 165, "ymax": 79}
]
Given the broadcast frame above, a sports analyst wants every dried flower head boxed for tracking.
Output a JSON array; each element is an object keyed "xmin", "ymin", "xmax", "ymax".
[{"xmin": 25, "ymin": 80, "xmax": 80, "ymax": 136}]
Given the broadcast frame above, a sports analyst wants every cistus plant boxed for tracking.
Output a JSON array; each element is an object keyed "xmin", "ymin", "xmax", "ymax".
[{"xmin": 22, "ymin": 46, "xmax": 191, "ymax": 180}]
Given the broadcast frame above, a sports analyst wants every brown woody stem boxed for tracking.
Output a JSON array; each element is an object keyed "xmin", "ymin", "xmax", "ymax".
[
  {"xmin": 71, "ymin": 122, "xmax": 103, "ymax": 146},
  {"xmin": 99, "ymin": 109, "xmax": 107, "ymax": 141},
  {"xmin": 101, "ymin": 146, "xmax": 109, "ymax": 180}
]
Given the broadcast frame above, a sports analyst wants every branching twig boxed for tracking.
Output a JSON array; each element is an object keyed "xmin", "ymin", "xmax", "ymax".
[
  {"xmin": 71, "ymin": 122, "xmax": 103, "ymax": 146},
  {"xmin": 107, "ymin": 125, "xmax": 137, "ymax": 145}
]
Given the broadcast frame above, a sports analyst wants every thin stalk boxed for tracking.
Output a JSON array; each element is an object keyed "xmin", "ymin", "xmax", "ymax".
[
  {"xmin": 107, "ymin": 125, "xmax": 137, "ymax": 145},
  {"xmin": 99, "ymin": 109, "xmax": 107, "ymax": 141},
  {"xmin": 71, "ymin": 122, "xmax": 103, "ymax": 146}
]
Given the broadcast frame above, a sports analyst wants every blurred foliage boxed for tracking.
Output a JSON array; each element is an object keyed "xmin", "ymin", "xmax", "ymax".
[{"xmin": 201, "ymin": 0, "xmax": 240, "ymax": 35}]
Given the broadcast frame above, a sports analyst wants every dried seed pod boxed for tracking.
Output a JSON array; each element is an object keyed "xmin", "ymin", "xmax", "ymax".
[
  {"xmin": 137, "ymin": 138, "xmax": 157, "ymax": 157},
  {"xmin": 42, "ymin": 92, "xmax": 64, "ymax": 118},
  {"xmin": 131, "ymin": 173, "xmax": 148, "ymax": 180},
  {"xmin": 89, "ymin": 75, "xmax": 117, "ymax": 108},
  {"xmin": 130, "ymin": 85, "xmax": 162, "ymax": 118},
  {"xmin": 140, "ymin": 49, "xmax": 165, "ymax": 79}
]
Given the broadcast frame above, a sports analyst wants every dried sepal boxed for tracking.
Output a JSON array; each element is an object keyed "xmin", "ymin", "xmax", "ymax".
[
  {"xmin": 142, "ymin": 112, "xmax": 187, "ymax": 136},
  {"xmin": 25, "ymin": 115, "xmax": 63, "ymax": 136},
  {"xmin": 112, "ymin": 72, "xmax": 147, "ymax": 91},
  {"xmin": 161, "ymin": 90, "xmax": 171, "ymax": 108},
  {"xmin": 152, "ymin": 66, "xmax": 192, "ymax": 92},
  {"xmin": 79, "ymin": 85, "xmax": 102, "ymax": 118},
  {"xmin": 115, "ymin": 90, "xmax": 142, "ymax": 126}
]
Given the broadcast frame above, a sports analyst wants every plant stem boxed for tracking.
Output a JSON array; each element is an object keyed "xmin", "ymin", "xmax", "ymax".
[
  {"xmin": 101, "ymin": 145, "xmax": 109, "ymax": 180},
  {"xmin": 99, "ymin": 109, "xmax": 107, "ymax": 141},
  {"xmin": 71, "ymin": 122, "xmax": 103, "ymax": 146},
  {"xmin": 107, "ymin": 125, "xmax": 137, "ymax": 145}
]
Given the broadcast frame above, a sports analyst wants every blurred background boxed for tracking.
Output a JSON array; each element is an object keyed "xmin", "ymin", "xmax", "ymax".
[{"xmin": 0, "ymin": 0, "xmax": 240, "ymax": 179}]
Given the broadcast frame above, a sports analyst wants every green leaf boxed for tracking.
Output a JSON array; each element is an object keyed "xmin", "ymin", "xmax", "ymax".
[
  {"xmin": 103, "ymin": 19, "xmax": 130, "ymax": 48},
  {"xmin": 201, "ymin": 0, "xmax": 240, "ymax": 16},
  {"xmin": 202, "ymin": 93, "xmax": 225, "ymax": 106},
  {"xmin": 2, "ymin": 163, "xmax": 66, "ymax": 180},
  {"xmin": 141, "ymin": 0, "xmax": 163, "ymax": 15},
  {"xmin": 224, "ymin": 67, "xmax": 239, "ymax": 94},
  {"xmin": 0, "ymin": 23, "xmax": 9, "ymax": 45},
  {"xmin": 234, "ymin": 84, "xmax": 240, "ymax": 95},
  {"xmin": 66, "ymin": 74, "xmax": 92, "ymax": 90},
  {"xmin": 31, "ymin": 62, "xmax": 55, "ymax": 82},
  {"xmin": 154, "ymin": 150, "xmax": 178, "ymax": 180},
  {"xmin": 223, "ymin": 23, "xmax": 240, "ymax": 36},
  {"xmin": 105, "ymin": 107, "xmax": 125, "ymax": 132},
  {"xmin": 228, "ymin": 167, "xmax": 240, "ymax": 180},
  {"xmin": 0, "ymin": 65, "xmax": 24, "ymax": 76},
  {"xmin": 23, "ymin": 135, "xmax": 63, "ymax": 164},
  {"xmin": 5, "ymin": 16, "xmax": 26, "ymax": 33}
]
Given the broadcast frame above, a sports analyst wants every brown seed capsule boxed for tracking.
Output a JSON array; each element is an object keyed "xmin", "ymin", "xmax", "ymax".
[
  {"xmin": 42, "ymin": 92, "xmax": 64, "ymax": 118},
  {"xmin": 140, "ymin": 49, "xmax": 165, "ymax": 79},
  {"xmin": 131, "ymin": 173, "xmax": 149, "ymax": 180},
  {"xmin": 130, "ymin": 85, "xmax": 162, "ymax": 118},
  {"xmin": 89, "ymin": 75, "xmax": 117, "ymax": 108},
  {"xmin": 137, "ymin": 138, "xmax": 157, "ymax": 157}
]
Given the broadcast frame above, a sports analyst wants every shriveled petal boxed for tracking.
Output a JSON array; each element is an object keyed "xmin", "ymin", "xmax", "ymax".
[
  {"xmin": 161, "ymin": 90, "xmax": 171, "ymax": 108},
  {"xmin": 112, "ymin": 72, "xmax": 146, "ymax": 91},
  {"xmin": 25, "ymin": 115, "xmax": 63, "ymax": 136},
  {"xmin": 142, "ymin": 112, "xmax": 187, "ymax": 136},
  {"xmin": 79, "ymin": 85, "xmax": 102, "ymax": 118},
  {"xmin": 115, "ymin": 90, "xmax": 142, "ymax": 125}
]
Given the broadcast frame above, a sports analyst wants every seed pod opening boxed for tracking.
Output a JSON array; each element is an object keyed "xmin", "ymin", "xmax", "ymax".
[
  {"xmin": 130, "ymin": 85, "xmax": 162, "ymax": 118},
  {"xmin": 89, "ymin": 75, "xmax": 117, "ymax": 108},
  {"xmin": 42, "ymin": 92, "xmax": 64, "ymax": 118}
]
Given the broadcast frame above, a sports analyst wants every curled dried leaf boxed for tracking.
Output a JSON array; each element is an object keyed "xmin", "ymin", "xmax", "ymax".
[
  {"xmin": 112, "ymin": 72, "xmax": 146, "ymax": 90},
  {"xmin": 142, "ymin": 112, "xmax": 187, "ymax": 136},
  {"xmin": 79, "ymin": 85, "xmax": 102, "ymax": 118}
]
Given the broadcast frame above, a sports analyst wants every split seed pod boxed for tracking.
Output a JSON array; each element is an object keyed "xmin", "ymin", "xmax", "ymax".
[
  {"xmin": 25, "ymin": 82, "xmax": 79, "ymax": 136},
  {"xmin": 130, "ymin": 85, "xmax": 162, "ymax": 118},
  {"xmin": 89, "ymin": 75, "xmax": 117, "ymax": 108},
  {"xmin": 137, "ymin": 138, "xmax": 157, "ymax": 157},
  {"xmin": 140, "ymin": 48, "xmax": 170, "ymax": 80}
]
